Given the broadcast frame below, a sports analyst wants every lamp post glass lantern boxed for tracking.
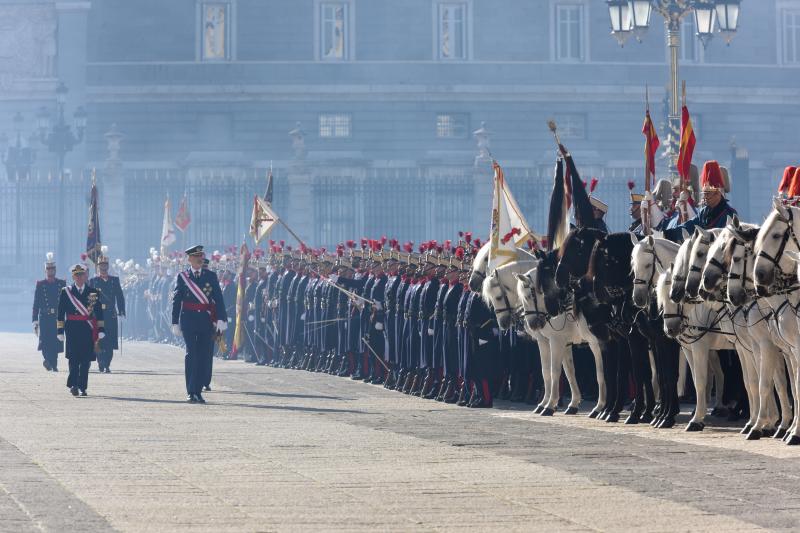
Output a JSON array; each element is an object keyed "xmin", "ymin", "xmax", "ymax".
[{"xmin": 606, "ymin": 0, "xmax": 742, "ymax": 184}]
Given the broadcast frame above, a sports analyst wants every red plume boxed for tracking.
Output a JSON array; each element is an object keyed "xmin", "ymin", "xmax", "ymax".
[
  {"xmin": 627, "ymin": 180, "xmax": 635, "ymax": 191},
  {"xmin": 474, "ymin": 238, "xmax": 482, "ymax": 248},
  {"xmin": 455, "ymin": 247, "xmax": 465, "ymax": 260},
  {"xmin": 465, "ymin": 232, "xmax": 472, "ymax": 243},
  {"xmin": 590, "ymin": 177, "xmax": 599, "ymax": 193}
]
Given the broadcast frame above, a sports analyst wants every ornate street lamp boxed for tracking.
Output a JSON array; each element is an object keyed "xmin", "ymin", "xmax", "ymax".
[
  {"xmin": 39, "ymin": 81, "xmax": 86, "ymax": 268},
  {"xmin": 607, "ymin": 1, "xmax": 633, "ymax": 46},
  {"xmin": 607, "ymin": 0, "xmax": 744, "ymax": 185}
]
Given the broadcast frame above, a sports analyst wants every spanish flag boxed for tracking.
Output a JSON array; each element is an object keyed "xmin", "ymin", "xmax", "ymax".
[
  {"xmin": 641, "ymin": 110, "xmax": 660, "ymax": 192},
  {"xmin": 677, "ymin": 105, "xmax": 696, "ymax": 183}
]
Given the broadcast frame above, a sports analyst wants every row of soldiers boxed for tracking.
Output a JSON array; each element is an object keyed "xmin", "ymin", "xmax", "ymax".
[{"xmin": 119, "ymin": 239, "xmax": 549, "ymax": 407}]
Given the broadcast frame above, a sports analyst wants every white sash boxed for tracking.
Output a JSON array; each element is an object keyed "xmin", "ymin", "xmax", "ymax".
[
  {"xmin": 66, "ymin": 286, "xmax": 90, "ymax": 316},
  {"xmin": 180, "ymin": 271, "xmax": 210, "ymax": 305}
]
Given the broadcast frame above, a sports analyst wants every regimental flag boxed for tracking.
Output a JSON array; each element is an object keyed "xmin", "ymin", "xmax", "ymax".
[
  {"xmin": 264, "ymin": 169, "xmax": 273, "ymax": 205},
  {"xmin": 230, "ymin": 242, "xmax": 250, "ymax": 359},
  {"xmin": 642, "ymin": 109, "xmax": 660, "ymax": 192},
  {"xmin": 677, "ymin": 105, "xmax": 696, "ymax": 183},
  {"xmin": 488, "ymin": 161, "xmax": 539, "ymax": 273},
  {"xmin": 85, "ymin": 171, "xmax": 102, "ymax": 264},
  {"xmin": 249, "ymin": 194, "xmax": 279, "ymax": 244},
  {"xmin": 174, "ymin": 193, "xmax": 191, "ymax": 232},
  {"xmin": 160, "ymin": 197, "xmax": 176, "ymax": 257}
]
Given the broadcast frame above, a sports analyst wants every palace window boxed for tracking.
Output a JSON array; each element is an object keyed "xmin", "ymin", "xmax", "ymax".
[
  {"xmin": 554, "ymin": 3, "xmax": 585, "ymax": 62},
  {"xmin": 319, "ymin": 2, "xmax": 351, "ymax": 60},
  {"xmin": 436, "ymin": 113, "xmax": 469, "ymax": 138},
  {"xmin": 199, "ymin": 2, "xmax": 233, "ymax": 61},
  {"xmin": 437, "ymin": 2, "xmax": 468, "ymax": 60},
  {"xmin": 782, "ymin": 9, "xmax": 800, "ymax": 64},
  {"xmin": 319, "ymin": 114, "xmax": 352, "ymax": 138}
]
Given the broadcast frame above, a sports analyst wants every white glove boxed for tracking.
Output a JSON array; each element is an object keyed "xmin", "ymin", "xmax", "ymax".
[
  {"xmin": 216, "ymin": 320, "xmax": 227, "ymax": 332},
  {"xmin": 57, "ymin": 334, "xmax": 64, "ymax": 342},
  {"xmin": 374, "ymin": 302, "xmax": 383, "ymax": 311},
  {"xmin": 427, "ymin": 328, "xmax": 434, "ymax": 336},
  {"xmin": 248, "ymin": 315, "xmax": 254, "ymax": 322},
  {"xmin": 329, "ymin": 274, "xmax": 339, "ymax": 284},
  {"xmin": 98, "ymin": 332, "xmax": 106, "ymax": 339},
  {"xmin": 679, "ymin": 190, "xmax": 690, "ymax": 202},
  {"xmin": 171, "ymin": 324, "xmax": 181, "ymax": 336},
  {"xmin": 478, "ymin": 339, "xmax": 488, "ymax": 346},
  {"xmin": 643, "ymin": 190, "xmax": 654, "ymax": 201},
  {"xmin": 227, "ymin": 317, "xmax": 233, "ymax": 322},
  {"xmin": 33, "ymin": 321, "xmax": 39, "ymax": 336},
  {"xmin": 300, "ymin": 312, "xmax": 306, "ymax": 320},
  {"xmin": 375, "ymin": 322, "xmax": 384, "ymax": 331}
]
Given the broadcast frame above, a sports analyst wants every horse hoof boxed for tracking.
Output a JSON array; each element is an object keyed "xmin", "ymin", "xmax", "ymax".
[
  {"xmin": 710, "ymin": 407, "xmax": 729, "ymax": 418},
  {"xmin": 639, "ymin": 413, "xmax": 654, "ymax": 424},
  {"xmin": 540, "ymin": 407, "xmax": 555, "ymax": 417},
  {"xmin": 786, "ymin": 435, "xmax": 800, "ymax": 446},
  {"xmin": 563, "ymin": 406, "xmax": 579, "ymax": 415},
  {"xmin": 533, "ymin": 405, "xmax": 544, "ymax": 414},
  {"xmin": 650, "ymin": 416, "xmax": 662, "ymax": 427},
  {"xmin": 606, "ymin": 412, "xmax": 620, "ymax": 423},
  {"xmin": 746, "ymin": 429, "xmax": 762, "ymax": 441},
  {"xmin": 774, "ymin": 428, "xmax": 788, "ymax": 440},
  {"xmin": 588, "ymin": 410, "xmax": 599, "ymax": 419},
  {"xmin": 762, "ymin": 428, "xmax": 775, "ymax": 438},
  {"xmin": 659, "ymin": 417, "xmax": 676, "ymax": 429},
  {"xmin": 740, "ymin": 424, "xmax": 752, "ymax": 435},
  {"xmin": 624, "ymin": 415, "xmax": 639, "ymax": 425},
  {"xmin": 685, "ymin": 422, "xmax": 705, "ymax": 432}
]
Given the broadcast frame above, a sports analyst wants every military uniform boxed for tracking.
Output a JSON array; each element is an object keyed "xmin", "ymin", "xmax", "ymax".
[
  {"xmin": 171, "ymin": 245, "xmax": 228, "ymax": 403},
  {"xmin": 89, "ymin": 261, "xmax": 126, "ymax": 373},
  {"xmin": 57, "ymin": 264, "xmax": 105, "ymax": 396},
  {"xmin": 32, "ymin": 255, "xmax": 65, "ymax": 371}
]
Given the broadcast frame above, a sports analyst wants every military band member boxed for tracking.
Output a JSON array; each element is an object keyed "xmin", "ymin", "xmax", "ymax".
[
  {"xmin": 33, "ymin": 252, "xmax": 66, "ymax": 372},
  {"xmin": 57, "ymin": 263, "xmax": 105, "ymax": 396},
  {"xmin": 89, "ymin": 247, "xmax": 126, "ymax": 373},
  {"xmin": 171, "ymin": 245, "xmax": 228, "ymax": 403}
]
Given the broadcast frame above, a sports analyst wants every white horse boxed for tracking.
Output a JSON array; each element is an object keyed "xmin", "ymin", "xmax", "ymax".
[
  {"xmin": 713, "ymin": 224, "xmax": 794, "ymax": 439},
  {"xmin": 664, "ymin": 231, "xmax": 731, "ymax": 431},
  {"xmin": 700, "ymin": 220, "xmax": 794, "ymax": 438},
  {"xmin": 753, "ymin": 200, "xmax": 800, "ymax": 445},
  {"xmin": 513, "ymin": 257, "xmax": 607, "ymax": 418}
]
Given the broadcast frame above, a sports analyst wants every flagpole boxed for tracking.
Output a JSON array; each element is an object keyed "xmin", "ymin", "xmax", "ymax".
[{"xmin": 277, "ymin": 218, "xmax": 306, "ymax": 248}]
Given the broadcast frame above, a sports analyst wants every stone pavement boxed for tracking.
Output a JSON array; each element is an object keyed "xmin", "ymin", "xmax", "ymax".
[{"xmin": 0, "ymin": 333, "xmax": 798, "ymax": 532}]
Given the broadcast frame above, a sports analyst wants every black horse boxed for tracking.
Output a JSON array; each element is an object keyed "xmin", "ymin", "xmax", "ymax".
[
  {"xmin": 589, "ymin": 232, "xmax": 681, "ymax": 427},
  {"xmin": 555, "ymin": 227, "xmax": 630, "ymax": 422}
]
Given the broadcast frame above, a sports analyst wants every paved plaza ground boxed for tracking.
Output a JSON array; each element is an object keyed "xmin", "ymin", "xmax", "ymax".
[{"xmin": 1, "ymin": 332, "xmax": 799, "ymax": 532}]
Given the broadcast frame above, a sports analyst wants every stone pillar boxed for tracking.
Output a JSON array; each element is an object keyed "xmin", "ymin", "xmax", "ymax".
[
  {"xmin": 102, "ymin": 124, "xmax": 126, "ymax": 260},
  {"xmin": 286, "ymin": 122, "xmax": 314, "ymax": 245},
  {"xmin": 472, "ymin": 122, "xmax": 493, "ymax": 236}
]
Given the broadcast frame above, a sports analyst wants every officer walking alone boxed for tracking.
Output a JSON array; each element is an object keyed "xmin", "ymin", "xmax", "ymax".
[
  {"xmin": 57, "ymin": 263, "xmax": 105, "ymax": 396},
  {"xmin": 171, "ymin": 245, "xmax": 228, "ymax": 403}
]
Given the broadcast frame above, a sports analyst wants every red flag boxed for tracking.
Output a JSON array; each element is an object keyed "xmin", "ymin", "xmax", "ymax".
[
  {"xmin": 174, "ymin": 193, "xmax": 191, "ymax": 232},
  {"xmin": 677, "ymin": 105, "xmax": 696, "ymax": 183},
  {"xmin": 642, "ymin": 110, "xmax": 660, "ymax": 192}
]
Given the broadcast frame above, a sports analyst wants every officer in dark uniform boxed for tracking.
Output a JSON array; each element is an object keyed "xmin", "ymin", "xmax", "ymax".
[
  {"xmin": 89, "ymin": 247, "xmax": 126, "ymax": 373},
  {"xmin": 57, "ymin": 263, "xmax": 105, "ymax": 396},
  {"xmin": 33, "ymin": 252, "xmax": 65, "ymax": 371},
  {"xmin": 171, "ymin": 245, "xmax": 228, "ymax": 403}
]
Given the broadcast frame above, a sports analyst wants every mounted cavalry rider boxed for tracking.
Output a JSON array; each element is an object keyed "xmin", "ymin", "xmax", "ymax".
[{"xmin": 663, "ymin": 160, "xmax": 737, "ymax": 243}]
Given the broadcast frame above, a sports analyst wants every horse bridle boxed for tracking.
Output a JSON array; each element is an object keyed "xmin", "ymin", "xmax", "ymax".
[
  {"xmin": 488, "ymin": 272, "xmax": 515, "ymax": 317},
  {"xmin": 633, "ymin": 243, "xmax": 664, "ymax": 291},
  {"xmin": 757, "ymin": 208, "xmax": 800, "ymax": 269}
]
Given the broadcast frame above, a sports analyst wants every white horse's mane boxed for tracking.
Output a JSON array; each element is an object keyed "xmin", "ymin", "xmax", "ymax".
[
  {"xmin": 631, "ymin": 237, "xmax": 679, "ymax": 276},
  {"xmin": 655, "ymin": 267, "xmax": 672, "ymax": 313}
]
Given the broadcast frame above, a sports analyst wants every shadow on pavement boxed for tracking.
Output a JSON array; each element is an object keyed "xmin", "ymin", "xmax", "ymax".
[
  {"xmin": 215, "ymin": 390, "xmax": 354, "ymax": 401},
  {"xmin": 96, "ymin": 395, "xmax": 368, "ymax": 414}
]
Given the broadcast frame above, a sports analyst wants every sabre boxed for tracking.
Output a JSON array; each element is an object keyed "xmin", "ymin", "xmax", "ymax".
[{"xmin": 361, "ymin": 336, "xmax": 390, "ymax": 373}]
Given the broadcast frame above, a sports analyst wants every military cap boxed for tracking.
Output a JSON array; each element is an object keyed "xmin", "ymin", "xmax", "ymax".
[
  {"xmin": 184, "ymin": 245, "xmax": 204, "ymax": 256},
  {"xmin": 44, "ymin": 252, "xmax": 56, "ymax": 268},
  {"xmin": 70, "ymin": 263, "xmax": 87, "ymax": 275}
]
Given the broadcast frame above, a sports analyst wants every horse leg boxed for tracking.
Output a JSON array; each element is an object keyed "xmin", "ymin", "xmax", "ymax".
[
  {"xmin": 561, "ymin": 346, "xmax": 581, "ymax": 414},
  {"xmin": 708, "ymin": 351, "xmax": 726, "ymax": 413},
  {"xmin": 649, "ymin": 348, "xmax": 661, "ymax": 419},
  {"xmin": 733, "ymin": 341, "xmax": 759, "ymax": 432},
  {"xmin": 626, "ymin": 328, "xmax": 654, "ymax": 424},
  {"xmin": 686, "ymin": 345, "xmax": 708, "ymax": 431},
  {"xmin": 588, "ymin": 341, "xmax": 606, "ymax": 419},
  {"xmin": 657, "ymin": 337, "xmax": 681, "ymax": 429},
  {"xmin": 773, "ymin": 357, "xmax": 792, "ymax": 438},
  {"xmin": 677, "ymin": 350, "xmax": 689, "ymax": 399},
  {"xmin": 541, "ymin": 338, "xmax": 562, "ymax": 416},
  {"xmin": 746, "ymin": 342, "xmax": 775, "ymax": 440},
  {"xmin": 534, "ymin": 335, "xmax": 551, "ymax": 414}
]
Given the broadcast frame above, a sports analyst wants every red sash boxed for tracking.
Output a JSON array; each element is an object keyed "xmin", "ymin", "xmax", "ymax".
[
  {"xmin": 180, "ymin": 271, "xmax": 216, "ymax": 322},
  {"xmin": 65, "ymin": 287, "xmax": 99, "ymax": 343}
]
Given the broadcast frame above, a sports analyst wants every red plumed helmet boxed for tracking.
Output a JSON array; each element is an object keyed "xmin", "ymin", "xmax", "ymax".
[
  {"xmin": 436, "ymin": 245, "xmax": 443, "ymax": 254},
  {"xmin": 464, "ymin": 232, "xmax": 472, "ymax": 243},
  {"xmin": 360, "ymin": 238, "xmax": 367, "ymax": 249},
  {"xmin": 590, "ymin": 177, "xmax": 599, "ymax": 193},
  {"xmin": 269, "ymin": 240, "xmax": 275, "ymax": 246},
  {"xmin": 286, "ymin": 245, "xmax": 293, "ymax": 252},
  {"xmin": 474, "ymin": 238, "xmax": 482, "ymax": 248},
  {"xmin": 337, "ymin": 248, "xmax": 344, "ymax": 257},
  {"xmin": 444, "ymin": 239, "xmax": 451, "ymax": 249},
  {"xmin": 779, "ymin": 166, "xmax": 797, "ymax": 194},
  {"xmin": 455, "ymin": 247, "xmax": 465, "ymax": 260},
  {"xmin": 700, "ymin": 160, "xmax": 724, "ymax": 192},
  {"xmin": 279, "ymin": 240, "xmax": 285, "ymax": 247},
  {"xmin": 789, "ymin": 167, "xmax": 800, "ymax": 198},
  {"xmin": 346, "ymin": 240, "xmax": 355, "ymax": 249},
  {"xmin": 380, "ymin": 235, "xmax": 387, "ymax": 245}
]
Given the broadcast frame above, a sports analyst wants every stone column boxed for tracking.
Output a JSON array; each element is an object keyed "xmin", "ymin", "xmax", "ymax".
[
  {"xmin": 285, "ymin": 122, "xmax": 314, "ymax": 245},
  {"xmin": 472, "ymin": 122, "xmax": 493, "ymax": 237},
  {"xmin": 101, "ymin": 124, "xmax": 126, "ymax": 260}
]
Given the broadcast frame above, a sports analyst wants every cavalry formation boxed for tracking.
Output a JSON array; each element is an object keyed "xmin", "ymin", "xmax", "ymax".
[{"xmin": 481, "ymin": 194, "xmax": 800, "ymax": 446}]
